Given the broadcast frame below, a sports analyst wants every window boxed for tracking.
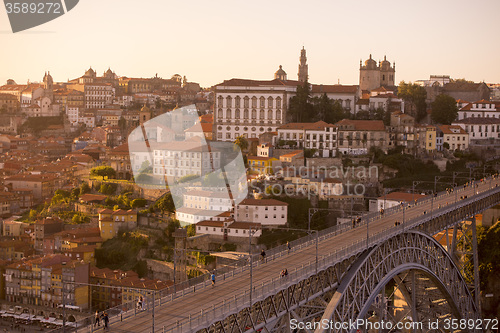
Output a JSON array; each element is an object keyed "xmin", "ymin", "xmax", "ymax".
[
  {"xmin": 268, "ymin": 97, "xmax": 273, "ymax": 108},
  {"xmin": 276, "ymin": 97, "xmax": 282, "ymax": 109},
  {"xmin": 235, "ymin": 96, "xmax": 241, "ymax": 108},
  {"xmin": 260, "ymin": 97, "xmax": 265, "ymax": 108}
]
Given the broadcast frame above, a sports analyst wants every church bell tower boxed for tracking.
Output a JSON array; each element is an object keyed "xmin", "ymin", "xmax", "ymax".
[{"xmin": 298, "ymin": 47, "xmax": 308, "ymax": 82}]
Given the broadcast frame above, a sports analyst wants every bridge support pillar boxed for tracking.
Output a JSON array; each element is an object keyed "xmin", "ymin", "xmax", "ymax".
[{"xmin": 449, "ymin": 216, "xmax": 482, "ymax": 314}]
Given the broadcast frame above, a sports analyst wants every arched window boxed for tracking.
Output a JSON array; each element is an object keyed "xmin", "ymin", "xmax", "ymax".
[
  {"xmin": 251, "ymin": 109, "xmax": 257, "ymax": 119},
  {"xmin": 276, "ymin": 97, "xmax": 282, "ymax": 109},
  {"xmin": 218, "ymin": 96, "xmax": 223, "ymax": 108},
  {"xmin": 226, "ymin": 96, "xmax": 232, "ymax": 108},
  {"xmin": 268, "ymin": 97, "xmax": 273, "ymax": 109},
  {"xmin": 252, "ymin": 96, "xmax": 257, "ymax": 108},
  {"xmin": 235, "ymin": 109, "xmax": 240, "ymax": 118},
  {"xmin": 243, "ymin": 96, "xmax": 249, "ymax": 108},
  {"xmin": 218, "ymin": 109, "xmax": 223, "ymax": 118},
  {"xmin": 226, "ymin": 109, "xmax": 232, "ymax": 119},
  {"xmin": 268, "ymin": 110, "xmax": 273, "ymax": 119},
  {"xmin": 276, "ymin": 110, "xmax": 281, "ymax": 120},
  {"xmin": 260, "ymin": 97, "xmax": 265, "ymax": 108},
  {"xmin": 244, "ymin": 109, "xmax": 249, "ymax": 119},
  {"xmin": 260, "ymin": 110, "xmax": 265, "ymax": 119},
  {"xmin": 235, "ymin": 96, "xmax": 241, "ymax": 108}
]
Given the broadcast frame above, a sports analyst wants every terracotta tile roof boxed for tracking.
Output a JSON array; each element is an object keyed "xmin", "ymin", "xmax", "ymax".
[
  {"xmin": 453, "ymin": 118, "xmax": 500, "ymax": 124},
  {"xmin": 473, "ymin": 99, "xmax": 492, "ymax": 104},
  {"xmin": 439, "ymin": 125, "xmax": 468, "ymax": 135},
  {"xmin": 459, "ymin": 103, "xmax": 472, "ymax": 111},
  {"xmin": 80, "ymin": 194, "xmax": 107, "ymax": 203},
  {"xmin": 215, "ymin": 78, "xmax": 358, "ymax": 93},
  {"xmin": 239, "ymin": 198, "xmax": 288, "ymax": 206},
  {"xmin": 335, "ymin": 119, "xmax": 386, "ymax": 131},
  {"xmin": 227, "ymin": 221, "xmax": 262, "ymax": 229},
  {"xmin": 247, "ymin": 156, "xmax": 278, "ymax": 161},
  {"xmin": 196, "ymin": 220, "xmax": 224, "ymax": 227},
  {"xmin": 278, "ymin": 120, "xmax": 336, "ymax": 131},
  {"xmin": 280, "ymin": 150, "xmax": 303, "ymax": 158}
]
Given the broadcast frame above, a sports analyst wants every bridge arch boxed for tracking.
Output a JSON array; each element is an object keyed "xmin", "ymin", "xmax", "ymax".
[{"xmin": 317, "ymin": 230, "xmax": 479, "ymax": 333}]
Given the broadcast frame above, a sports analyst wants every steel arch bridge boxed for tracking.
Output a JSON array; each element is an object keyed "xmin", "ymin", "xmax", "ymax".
[
  {"xmin": 200, "ymin": 231, "xmax": 478, "ymax": 333},
  {"xmin": 97, "ymin": 178, "xmax": 500, "ymax": 333}
]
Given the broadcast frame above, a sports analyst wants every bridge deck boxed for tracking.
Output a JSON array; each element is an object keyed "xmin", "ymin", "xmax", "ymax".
[{"xmin": 101, "ymin": 178, "xmax": 499, "ymax": 332}]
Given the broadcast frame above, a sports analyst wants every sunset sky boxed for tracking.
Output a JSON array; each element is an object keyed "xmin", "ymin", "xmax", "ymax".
[{"xmin": 1, "ymin": 0, "xmax": 499, "ymax": 87}]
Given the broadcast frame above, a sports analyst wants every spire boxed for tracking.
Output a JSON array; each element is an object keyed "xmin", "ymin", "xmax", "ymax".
[{"xmin": 298, "ymin": 47, "xmax": 308, "ymax": 83}]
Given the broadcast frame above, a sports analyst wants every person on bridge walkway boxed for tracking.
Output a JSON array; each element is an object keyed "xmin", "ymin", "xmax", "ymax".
[
  {"xmin": 94, "ymin": 311, "xmax": 100, "ymax": 327},
  {"xmin": 211, "ymin": 273, "xmax": 216, "ymax": 286},
  {"xmin": 261, "ymin": 249, "xmax": 266, "ymax": 262},
  {"xmin": 103, "ymin": 313, "xmax": 109, "ymax": 330},
  {"xmin": 287, "ymin": 242, "xmax": 291, "ymax": 254}
]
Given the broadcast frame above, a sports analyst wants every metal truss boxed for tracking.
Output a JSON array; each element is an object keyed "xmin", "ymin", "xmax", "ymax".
[
  {"xmin": 316, "ymin": 231, "xmax": 480, "ymax": 333},
  {"xmin": 192, "ymin": 189, "xmax": 500, "ymax": 333},
  {"xmin": 197, "ymin": 231, "xmax": 479, "ymax": 333}
]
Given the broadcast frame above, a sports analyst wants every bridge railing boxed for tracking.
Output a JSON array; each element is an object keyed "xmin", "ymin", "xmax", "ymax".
[
  {"xmin": 66, "ymin": 178, "xmax": 498, "ymax": 333},
  {"xmin": 160, "ymin": 178, "xmax": 499, "ymax": 332}
]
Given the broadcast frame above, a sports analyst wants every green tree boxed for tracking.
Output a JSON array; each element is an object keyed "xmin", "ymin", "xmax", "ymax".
[
  {"xmin": 80, "ymin": 182, "xmax": 91, "ymax": 194},
  {"xmin": 234, "ymin": 135, "xmax": 249, "ymax": 152},
  {"xmin": 443, "ymin": 142, "xmax": 450, "ymax": 150},
  {"xmin": 398, "ymin": 81, "xmax": 427, "ymax": 121},
  {"xmin": 288, "ymin": 81, "xmax": 314, "ymax": 122},
  {"xmin": 71, "ymin": 188, "xmax": 80, "ymax": 200},
  {"xmin": 99, "ymin": 183, "xmax": 117, "ymax": 195},
  {"xmin": 131, "ymin": 198, "xmax": 148, "ymax": 209},
  {"xmin": 90, "ymin": 166, "xmax": 116, "ymax": 180},
  {"xmin": 431, "ymin": 94, "xmax": 459, "ymax": 125},
  {"xmin": 157, "ymin": 193, "xmax": 176, "ymax": 213},
  {"xmin": 186, "ymin": 224, "xmax": 196, "ymax": 237}
]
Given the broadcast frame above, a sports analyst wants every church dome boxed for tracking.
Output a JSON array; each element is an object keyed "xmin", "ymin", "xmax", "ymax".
[
  {"xmin": 380, "ymin": 55, "xmax": 391, "ymax": 70},
  {"xmin": 364, "ymin": 54, "xmax": 377, "ymax": 69},
  {"xmin": 274, "ymin": 65, "xmax": 287, "ymax": 80},
  {"xmin": 275, "ymin": 65, "xmax": 286, "ymax": 76},
  {"xmin": 84, "ymin": 67, "xmax": 96, "ymax": 77}
]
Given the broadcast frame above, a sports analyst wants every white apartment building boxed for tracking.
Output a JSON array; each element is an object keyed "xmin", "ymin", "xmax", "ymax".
[
  {"xmin": 84, "ymin": 83, "xmax": 114, "ymax": 109},
  {"xmin": 438, "ymin": 125, "xmax": 469, "ymax": 151},
  {"xmin": 213, "ymin": 79, "xmax": 290, "ymax": 141},
  {"xmin": 183, "ymin": 190, "xmax": 233, "ymax": 212},
  {"xmin": 196, "ymin": 220, "xmax": 262, "ymax": 239},
  {"xmin": 276, "ymin": 121, "xmax": 337, "ymax": 157},
  {"xmin": 452, "ymin": 117, "xmax": 500, "ymax": 140},
  {"xmin": 235, "ymin": 198, "xmax": 288, "ymax": 226},
  {"xmin": 457, "ymin": 100, "xmax": 500, "ymax": 120},
  {"xmin": 66, "ymin": 107, "xmax": 80, "ymax": 125},
  {"xmin": 213, "ymin": 68, "xmax": 358, "ymax": 142},
  {"xmin": 152, "ymin": 141, "xmax": 221, "ymax": 178}
]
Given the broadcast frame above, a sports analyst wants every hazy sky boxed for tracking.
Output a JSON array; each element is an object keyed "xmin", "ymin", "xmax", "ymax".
[{"xmin": 1, "ymin": 0, "xmax": 499, "ymax": 88}]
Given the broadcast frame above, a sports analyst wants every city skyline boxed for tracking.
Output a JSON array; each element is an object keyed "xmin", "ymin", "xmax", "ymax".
[{"xmin": 1, "ymin": 0, "xmax": 500, "ymax": 87}]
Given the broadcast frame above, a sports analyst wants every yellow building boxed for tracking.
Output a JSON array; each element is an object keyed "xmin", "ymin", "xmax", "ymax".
[
  {"xmin": 425, "ymin": 126, "xmax": 436, "ymax": 152},
  {"xmin": 247, "ymin": 156, "xmax": 278, "ymax": 174},
  {"xmin": 98, "ymin": 208, "xmax": 138, "ymax": 240}
]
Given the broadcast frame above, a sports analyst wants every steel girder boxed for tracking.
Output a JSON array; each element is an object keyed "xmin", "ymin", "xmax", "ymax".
[
  {"xmin": 316, "ymin": 231, "xmax": 480, "ymax": 333},
  {"xmin": 197, "ymin": 231, "xmax": 478, "ymax": 333}
]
